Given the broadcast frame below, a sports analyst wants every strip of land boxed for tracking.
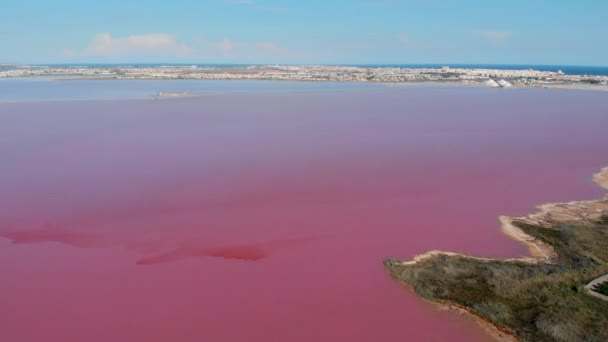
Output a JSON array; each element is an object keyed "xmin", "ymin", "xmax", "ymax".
[
  {"xmin": 385, "ymin": 167, "xmax": 608, "ymax": 341},
  {"xmin": 1, "ymin": 65, "xmax": 607, "ymax": 91}
]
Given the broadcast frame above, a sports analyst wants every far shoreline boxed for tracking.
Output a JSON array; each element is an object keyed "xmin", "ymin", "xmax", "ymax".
[
  {"xmin": 1, "ymin": 78, "xmax": 607, "ymax": 104},
  {"xmin": 2, "ymin": 75, "xmax": 608, "ymax": 92},
  {"xmin": 2, "ymin": 64, "xmax": 607, "ymax": 93}
]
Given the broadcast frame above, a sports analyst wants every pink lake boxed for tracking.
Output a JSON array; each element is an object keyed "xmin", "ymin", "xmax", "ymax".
[{"xmin": 1, "ymin": 85, "xmax": 607, "ymax": 341}]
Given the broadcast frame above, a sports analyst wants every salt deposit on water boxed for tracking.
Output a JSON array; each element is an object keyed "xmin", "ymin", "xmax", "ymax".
[{"xmin": 485, "ymin": 79, "xmax": 500, "ymax": 87}]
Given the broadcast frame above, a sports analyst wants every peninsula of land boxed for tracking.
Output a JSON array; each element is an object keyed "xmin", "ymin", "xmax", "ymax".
[
  {"xmin": 2, "ymin": 65, "xmax": 607, "ymax": 91},
  {"xmin": 385, "ymin": 167, "xmax": 608, "ymax": 341}
]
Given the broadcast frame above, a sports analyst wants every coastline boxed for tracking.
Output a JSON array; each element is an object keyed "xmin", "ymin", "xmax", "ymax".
[
  {"xmin": 2, "ymin": 65, "xmax": 608, "ymax": 93},
  {"xmin": 594, "ymin": 166, "xmax": 608, "ymax": 190},
  {"xmin": 388, "ymin": 166, "xmax": 608, "ymax": 341},
  {"xmin": 498, "ymin": 216, "xmax": 557, "ymax": 260}
]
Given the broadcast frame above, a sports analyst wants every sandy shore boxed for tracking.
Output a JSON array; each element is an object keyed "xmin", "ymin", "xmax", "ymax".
[
  {"xmin": 498, "ymin": 216, "xmax": 557, "ymax": 260},
  {"xmin": 594, "ymin": 166, "xmax": 608, "ymax": 190}
]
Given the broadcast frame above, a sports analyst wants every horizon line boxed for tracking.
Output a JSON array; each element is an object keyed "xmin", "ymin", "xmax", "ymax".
[{"xmin": 4, "ymin": 62, "xmax": 608, "ymax": 68}]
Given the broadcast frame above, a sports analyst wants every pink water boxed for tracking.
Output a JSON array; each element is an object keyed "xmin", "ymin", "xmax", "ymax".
[{"xmin": 1, "ymin": 87, "xmax": 607, "ymax": 341}]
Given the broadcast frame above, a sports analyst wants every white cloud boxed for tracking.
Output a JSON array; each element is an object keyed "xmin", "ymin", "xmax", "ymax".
[
  {"xmin": 85, "ymin": 33, "xmax": 194, "ymax": 57},
  {"xmin": 63, "ymin": 33, "xmax": 304, "ymax": 63},
  {"xmin": 473, "ymin": 30, "xmax": 512, "ymax": 46}
]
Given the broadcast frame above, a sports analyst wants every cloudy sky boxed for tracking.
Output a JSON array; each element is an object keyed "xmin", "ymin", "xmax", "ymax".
[{"xmin": 1, "ymin": 0, "xmax": 607, "ymax": 65}]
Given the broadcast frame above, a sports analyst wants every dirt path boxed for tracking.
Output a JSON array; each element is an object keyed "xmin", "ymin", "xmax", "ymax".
[{"xmin": 585, "ymin": 274, "xmax": 608, "ymax": 301}]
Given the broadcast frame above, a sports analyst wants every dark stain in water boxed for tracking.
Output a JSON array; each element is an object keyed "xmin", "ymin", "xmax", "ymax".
[
  {"xmin": 136, "ymin": 237, "xmax": 318, "ymax": 265},
  {"xmin": 0, "ymin": 226, "xmax": 317, "ymax": 264},
  {"xmin": 136, "ymin": 244, "xmax": 269, "ymax": 264}
]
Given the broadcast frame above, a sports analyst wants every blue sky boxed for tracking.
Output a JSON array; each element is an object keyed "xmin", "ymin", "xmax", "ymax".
[{"xmin": 1, "ymin": 0, "xmax": 607, "ymax": 65}]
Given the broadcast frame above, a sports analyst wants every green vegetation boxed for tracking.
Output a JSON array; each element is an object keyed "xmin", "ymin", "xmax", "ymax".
[{"xmin": 385, "ymin": 218, "xmax": 608, "ymax": 341}]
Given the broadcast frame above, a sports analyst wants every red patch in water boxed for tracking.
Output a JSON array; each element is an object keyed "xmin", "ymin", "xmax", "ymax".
[
  {"xmin": 136, "ymin": 244, "xmax": 268, "ymax": 264},
  {"xmin": 136, "ymin": 237, "xmax": 317, "ymax": 264}
]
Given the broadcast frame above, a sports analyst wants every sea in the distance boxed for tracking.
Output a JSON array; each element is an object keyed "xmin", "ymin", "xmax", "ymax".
[
  {"xmin": 357, "ymin": 64, "xmax": 608, "ymax": 76},
  {"xmin": 1, "ymin": 80, "xmax": 607, "ymax": 341}
]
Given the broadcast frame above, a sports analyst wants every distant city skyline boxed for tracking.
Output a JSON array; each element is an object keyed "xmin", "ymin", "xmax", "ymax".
[{"xmin": 2, "ymin": 0, "xmax": 607, "ymax": 66}]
